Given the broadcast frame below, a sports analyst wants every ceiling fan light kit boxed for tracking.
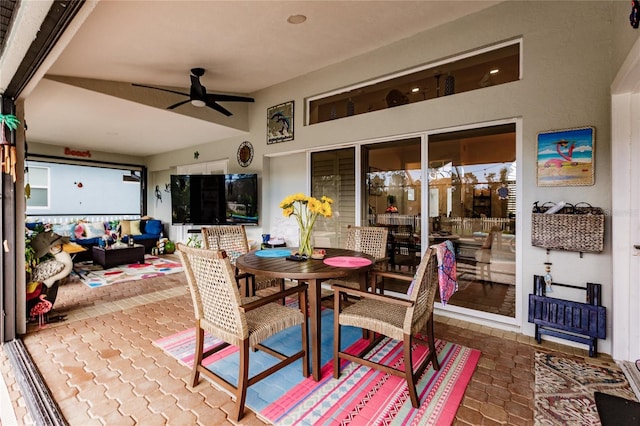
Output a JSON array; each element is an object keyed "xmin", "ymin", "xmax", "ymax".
[{"xmin": 132, "ymin": 68, "xmax": 254, "ymax": 116}]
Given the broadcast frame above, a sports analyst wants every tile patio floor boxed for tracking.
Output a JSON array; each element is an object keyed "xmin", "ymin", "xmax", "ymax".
[{"xmin": 0, "ymin": 263, "xmax": 621, "ymax": 425}]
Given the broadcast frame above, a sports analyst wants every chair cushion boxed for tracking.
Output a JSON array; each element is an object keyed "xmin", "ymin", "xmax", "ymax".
[{"xmin": 340, "ymin": 299, "xmax": 406, "ymax": 340}]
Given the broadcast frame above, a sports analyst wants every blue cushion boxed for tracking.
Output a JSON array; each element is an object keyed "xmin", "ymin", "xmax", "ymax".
[
  {"xmin": 73, "ymin": 237, "xmax": 102, "ymax": 246},
  {"xmin": 131, "ymin": 233, "xmax": 158, "ymax": 241},
  {"xmin": 143, "ymin": 220, "xmax": 163, "ymax": 236}
]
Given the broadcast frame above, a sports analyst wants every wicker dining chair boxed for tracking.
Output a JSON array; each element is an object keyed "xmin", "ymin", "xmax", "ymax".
[
  {"xmin": 331, "ymin": 247, "xmax": 440, "ymax": 408},
  {"xmin": 201, "ymin": 225, "xmax": 282, "ymax": 296},
  {"xmin": 177, "ymin": 243, "xmax": 309, "ymax": 422},
  {"xmin": 323, "ymin": 225, "xmax": 389, "ymax": 299}
]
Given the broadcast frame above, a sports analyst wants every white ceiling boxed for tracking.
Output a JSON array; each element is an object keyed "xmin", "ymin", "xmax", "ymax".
[{"xmin": 21, "ymin": 1, "xmax": 502, "ymax": 157}]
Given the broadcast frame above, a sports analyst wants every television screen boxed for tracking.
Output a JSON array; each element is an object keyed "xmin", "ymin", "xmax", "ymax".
[
  {"xmin": 170, "ymin": 175, "xmax": 225, "ymax": 225},
  {"xmin": 225, "ymin": 174, "xmax": 259, "ymax": 225},
  {"xmin": 170, "ymin": 174, "xmax": 258, "ymax": 226}
]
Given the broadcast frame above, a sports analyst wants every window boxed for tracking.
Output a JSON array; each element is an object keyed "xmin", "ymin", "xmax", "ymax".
[
  {"xmin": 25, "ymin": 160, "xmax": 144, "ymax": 217},
  {"xmin": 308, "ymin": 40, "xmax": 520, "ymax": 125},
  {"xmin": 26, "ymin": 166, "xmax": 49, "ymax": 208}
]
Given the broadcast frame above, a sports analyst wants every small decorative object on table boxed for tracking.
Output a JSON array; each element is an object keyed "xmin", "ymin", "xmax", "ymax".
[
  {"xmin": 280, "ymin": 193, "xmax": 333, "ymax": 257},
  {"xmin": 311, "ymin": 249, "xmax": 326, "ymax": 260}
]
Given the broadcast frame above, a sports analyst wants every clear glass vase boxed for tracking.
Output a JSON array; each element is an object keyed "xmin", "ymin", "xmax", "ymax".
[{"xmin": 298, "ymin": 225, "xmax": 314, "ymax": 257}]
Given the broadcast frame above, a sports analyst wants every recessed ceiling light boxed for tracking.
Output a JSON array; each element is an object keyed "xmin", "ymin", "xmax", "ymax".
[
  {"xmin": 287, "ymin": 14, "xmax": 307, "ymax": 24},
  {"xmin": 411, "ymin": 87, "xmax": 420, "ymax": 93},
  {"xmin": 490, "ymin": 69, "xmax": 500, "ymax": 74}
]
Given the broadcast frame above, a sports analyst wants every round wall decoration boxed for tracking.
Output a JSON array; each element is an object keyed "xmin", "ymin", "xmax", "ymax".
[{"xmin": 237, "ymin": 141, "xmax": 254, "ymax": 167}]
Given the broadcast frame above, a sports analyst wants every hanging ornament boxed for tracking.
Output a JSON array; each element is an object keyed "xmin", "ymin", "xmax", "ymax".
[
  {"xmin": 496, "ymin": 184, "xmax": 509, "ymax": 200},
  {"xmin": 444, "ymin": 73, "xmax": 455, "ymax": 96},
  {"xmin": 544, "ymin": 261, "xmax": 553, "ymax": 293},
  {"xmin": 631, "ymin": 0, "xmax": 640, "ymax": 29}
]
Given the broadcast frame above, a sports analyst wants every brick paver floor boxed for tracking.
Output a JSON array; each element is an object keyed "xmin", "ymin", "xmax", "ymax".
[{"xmin": 0, "ymin": 267, "xmax": 623, "ymax": 425}]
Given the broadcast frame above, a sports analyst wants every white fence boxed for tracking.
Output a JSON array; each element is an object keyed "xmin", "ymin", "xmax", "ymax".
[
  {"xmin": 441, "ymin": 217, "xmax": 515, "ymax": 236},
  {"xmin": 27, "ymin": 214, "xmax": 141, "ymax": 225}
]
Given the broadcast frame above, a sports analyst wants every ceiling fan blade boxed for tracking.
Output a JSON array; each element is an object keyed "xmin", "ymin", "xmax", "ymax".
[
  {"xmin": 167, "ymin": 99, "xmax": 191, "ymax": 110},
  {"xmin": 207, "ymin": 93, "xmax": 255, "ymax": 103},
  {"xmin": 205, "ymin": 100, "xmax": 233, "ymax": 117},
  {"xmin": 190, "ymin": 74, "xmax": 206, "ymax": 99},
  {"xmin": 131, "ymin": 83, "xmax": 189, "ymax": 97}
]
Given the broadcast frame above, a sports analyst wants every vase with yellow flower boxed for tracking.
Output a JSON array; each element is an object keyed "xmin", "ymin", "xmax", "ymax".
[{"xmin": 280, "ymin": 193, "xmax": 333, "ymax": 257}]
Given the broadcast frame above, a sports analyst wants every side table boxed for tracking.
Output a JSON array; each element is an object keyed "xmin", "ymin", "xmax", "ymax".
[{"xmin": 92, "ymin": 245, "xmax": 145, "ymax": 269}]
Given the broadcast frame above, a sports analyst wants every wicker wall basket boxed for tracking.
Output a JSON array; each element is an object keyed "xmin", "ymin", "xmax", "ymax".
[{"xmin": 531, "ymin": 203, "xmax": 605, "ymax": 253}]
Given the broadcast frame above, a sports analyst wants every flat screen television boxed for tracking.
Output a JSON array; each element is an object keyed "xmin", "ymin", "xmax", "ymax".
[
  {"xmin": 225, "ymin": 174, "xmax": 259, "ymax": 224},
  {"xmin": 170, "ymin": 174, "xmax": 259, "ymax": 226}
]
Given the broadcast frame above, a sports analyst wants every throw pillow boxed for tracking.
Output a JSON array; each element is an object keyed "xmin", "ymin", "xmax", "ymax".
[
  {"xmin": 74, "ymin": 223, "xmax": 86, "ymax": 239},
  {"xmin": 144, "ymin": 219, "xmax": 163, "ymax": 235},
  {"xmin": 84, "ymin": 222, "xmax": 106, "ymax": 239},
  {"xmin": 119, "ymin": 220, "xmax": 132, "ymax": 236},
  {"xmin": 130, "ymin": 220, "xmax": 142, "ymax": 236},
  {"xmin": 52, "ymin": 222, "xmax": 75, "ymax": 237}
]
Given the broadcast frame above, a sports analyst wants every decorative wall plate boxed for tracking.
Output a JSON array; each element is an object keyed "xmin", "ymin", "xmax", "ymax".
[{"xmin": 237, "ymin": 141, "xmax": 254, "ymax": 167}]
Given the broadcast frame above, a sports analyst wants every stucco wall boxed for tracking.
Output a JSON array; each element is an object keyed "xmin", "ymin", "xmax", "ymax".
[{"xmin": 141, "ymin": 1, "xmax": 640, "ymax": 352}]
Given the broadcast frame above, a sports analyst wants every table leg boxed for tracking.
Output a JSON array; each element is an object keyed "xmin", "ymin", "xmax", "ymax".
[{"xmin": 307, "ymin": 278, "xmax": 321, "ymax": 381}]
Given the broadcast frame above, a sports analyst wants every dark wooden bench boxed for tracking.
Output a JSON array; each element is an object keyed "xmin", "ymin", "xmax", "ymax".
[{"xmin": 528, "ymin": 275, "xmax": 606, "ymax": 357}]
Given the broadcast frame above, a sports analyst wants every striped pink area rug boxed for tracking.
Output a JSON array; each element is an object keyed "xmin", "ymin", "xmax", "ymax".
[{"xmin": 155, "ymin": 321, "xmax": 480, "ymax": 425}]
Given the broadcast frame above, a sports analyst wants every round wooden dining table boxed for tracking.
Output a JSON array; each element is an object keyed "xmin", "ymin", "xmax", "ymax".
[{"xmin": 236, "ymin": 247, "xmax": 375, "ymax": 381}]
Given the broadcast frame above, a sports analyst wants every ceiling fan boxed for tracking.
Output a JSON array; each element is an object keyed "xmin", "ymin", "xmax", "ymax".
[{"xmin": 132, "ymin": 68, "xmax": 254, "ymax": 117}]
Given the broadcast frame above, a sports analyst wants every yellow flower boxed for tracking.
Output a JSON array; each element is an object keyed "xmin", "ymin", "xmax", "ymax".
[
  {"xmin": 280, "ymin": 193, "xmax": 333, "ymax": 256},
  {"xmin": 282, "ymin": 207, "xmax": 294, "ymax": 217}
]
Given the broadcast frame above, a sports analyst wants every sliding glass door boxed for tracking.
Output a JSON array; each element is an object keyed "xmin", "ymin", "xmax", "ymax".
[
  {"xmin": 363, "ymin": 138, "xmax": 422, "ymax": 280},
  {"xmin": 428, "ymin": 124, "xmax": 516, "ymax": 317},
  {"xmin": 309, "ymin": 122, "xmax": 517, "ymax": 318}
]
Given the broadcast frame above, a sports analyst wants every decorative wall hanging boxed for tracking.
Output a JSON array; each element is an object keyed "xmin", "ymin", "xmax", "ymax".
[
  {"xmin": 267, "ymin": 101, "xmax": 294, "ymax": 144},
  {"xmin": 0, "ymin": 113, "xmax": 20, "ymax": 182},
  {"xmin": 237, "ymin": 141, "xmax": 254, "ymax": 167},
  {"xmin": 536, "ymin": 126, "xmax": 595, "ymax": 187}
]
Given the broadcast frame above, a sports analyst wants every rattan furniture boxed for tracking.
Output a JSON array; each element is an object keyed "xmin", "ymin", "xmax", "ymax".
[
  {"xmin": 324, "ymin": 225, "xmax": 389, "ymax": 298},
  {"xmin": 177, "ymin": 244, "xmax": 309, "ymax": 421},
  {"xmin": 332, "ymin": 248, "xmax": 440, "ymax": 408},
  {"xmin": 235, "ymin": 247, "xmax": 375, "ymax": 381},
  {"xmin": 201, "ymin": 225, "xmax": 281, "ymax": 296}
]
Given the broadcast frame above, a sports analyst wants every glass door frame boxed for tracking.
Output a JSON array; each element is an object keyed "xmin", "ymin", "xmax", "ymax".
[
  {"xmin": 306, "ymin": 116, "xmax": 522, "ymax": 327},
  {"xmin": 425, "ymin": 117, "xmax": 522, "ymax": 327}
]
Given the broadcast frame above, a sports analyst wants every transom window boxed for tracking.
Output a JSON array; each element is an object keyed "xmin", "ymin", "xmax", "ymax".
[{"xmin": 307, "ymin": 39, "xmax": 521, "ymax": 125}]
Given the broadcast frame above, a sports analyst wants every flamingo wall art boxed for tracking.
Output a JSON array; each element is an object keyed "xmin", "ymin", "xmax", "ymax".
[{"xmin": 536, "ymin": 127, "xmax": 595, "ymax": 187}]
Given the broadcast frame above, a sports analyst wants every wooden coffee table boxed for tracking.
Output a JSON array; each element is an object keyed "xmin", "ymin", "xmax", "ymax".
[{"xmin": 92, "ymin": 244, "xmax": 145, "ymax": 269}]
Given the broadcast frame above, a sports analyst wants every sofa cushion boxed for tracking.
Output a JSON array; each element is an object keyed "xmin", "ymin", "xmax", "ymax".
[
  {"xmin": 130, "ymin": 220, "xmax": 142, "ymax": 235},
  {"xmin": 106, "ymin": 220, "xmax": 119, "ymax": 232},
  {"xmin": 74, "ymin": 223, "xmax": 86, "ymax": 239},
  {"xmin": 84, "ymin": 221, "xmax": 106, "ymax": 239},
  {"xmin": 74, "ymin": 237, "xmax": 103, "ymax": 246},
  {"xmin": 52, "ymin": 222, "xmax": 75, "ymax": 237},
  {"xmin": 119, "ymin": 220, "xmax": 141, "ymax": 236},
  {"xmin": 144, "ymin": 219, "xmax": 163, "ymax": 236}
]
